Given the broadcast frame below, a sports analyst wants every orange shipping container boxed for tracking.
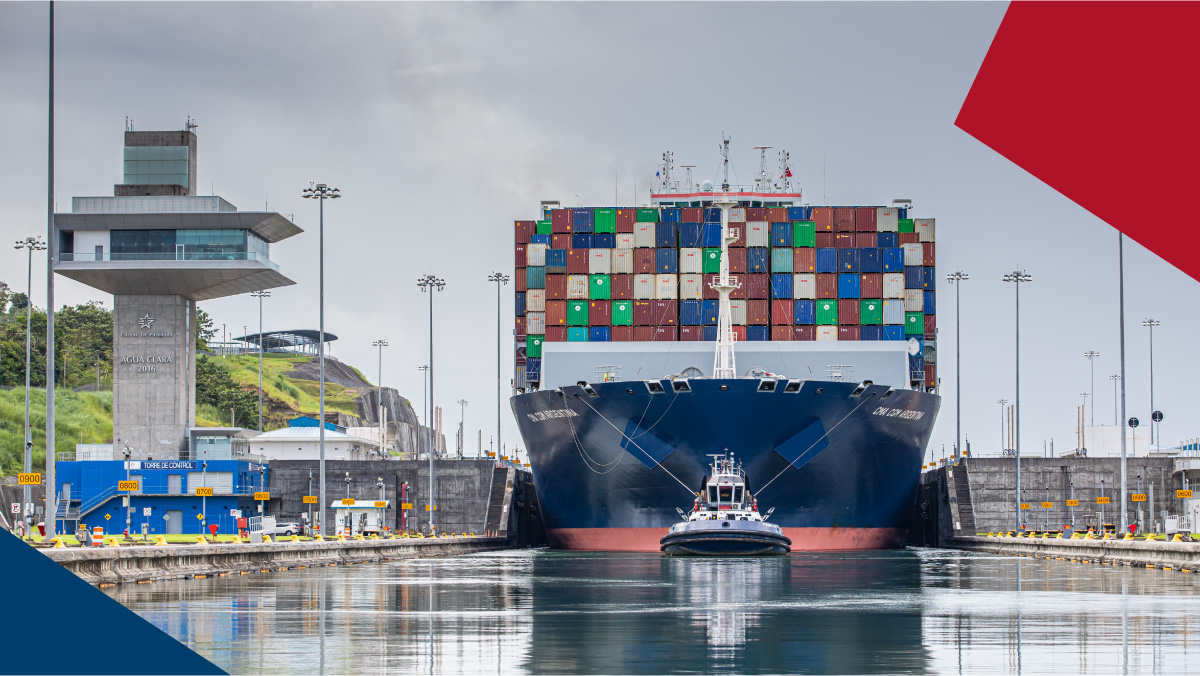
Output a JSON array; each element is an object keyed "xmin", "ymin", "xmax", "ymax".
[
  {"xmin": 815, "ymin": 274, "xmax": 838, "ymax": 299},
  {"xmin": 811, "ymin": 207, "xmax": 834, "ymax": 232},
  {"xmin": 833, "ymin": 207, "xmax": 856, "ymax": 232},
  {"xmin": 546, "ymin": 300, "xmax": 567, "ymax": 326},
  {"xmin": 794, "ymin": 248, "xmax": 817, "ymax": 273},
  {"xmin": 515, "ymin": 268, "xmax": 527, "ymax": 292},
  {"xmin": 747, "ymin": 300, "xmax": 770, "ymax": 325}
]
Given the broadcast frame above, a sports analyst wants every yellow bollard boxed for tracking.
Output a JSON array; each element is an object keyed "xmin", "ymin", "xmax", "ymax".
[
  {"xmin": 1056, "ymin": 533, "xmax": 1064, "ymax": 539},
  {"xmin": 353, "ymin": 533, "xmax": 364, "ymax": 541},
  {"xmin": 1042, "ymin": 533, "xmax": 1050, "ymax": 539},
  {"xmin": 196, "ymin": 535, "xmax": 208, "ymax": 544},
  {"xmin": 104, "ymin": 537, "xmax": 121, "ymax": 547},
  {"xmin": 1173, "ymin": 533, "xmax": 1185, "ymax": 542},
  {"xmin": 470, "ymin": 533, "xmax": 475, "ymax": 538},
  {"xmin": 154, "ymin": 535, "xmax": 168, "ymax": 546},
  {"xmin": 1123, "ymin": 533, "xmax": 1134, "ymax": 540},
  {"xmin": 51, "ymin": 537, "xmax": 65, "ymax": 548},
  {"xmin": 315, "ymin": 534, "xmax": 324, "ymax": 542},
  {"xmin": 1145, "ymin": 534, "xmax": 1156, "ymax": 542},
  {"xmin": 291, "ymin": 535, "xmax": 301, "ymax": 543}
]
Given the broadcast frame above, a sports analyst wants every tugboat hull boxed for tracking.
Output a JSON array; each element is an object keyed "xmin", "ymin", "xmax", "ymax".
[{"xmin": 660, "ymin": 521, "xmax": 792, "ymax": 556}]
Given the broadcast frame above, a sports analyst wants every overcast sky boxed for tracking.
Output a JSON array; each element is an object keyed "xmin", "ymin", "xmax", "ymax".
[{"xmin": 1, "ymin": 2, "xmax": 1193, "ymax": 462}]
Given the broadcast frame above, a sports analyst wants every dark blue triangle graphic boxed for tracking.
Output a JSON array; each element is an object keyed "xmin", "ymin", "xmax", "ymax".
[
  {"xmin": 621, "ymin": 419, "xmax": 676, "ymax": 469},
  {"xmin": 774, "ymin": 418, "xmax": 830, "ymax": 470}
]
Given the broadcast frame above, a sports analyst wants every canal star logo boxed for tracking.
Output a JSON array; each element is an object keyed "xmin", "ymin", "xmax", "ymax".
[{"xmin": 138, "ymin": 314, "xmax": 155, "ymax": 330}]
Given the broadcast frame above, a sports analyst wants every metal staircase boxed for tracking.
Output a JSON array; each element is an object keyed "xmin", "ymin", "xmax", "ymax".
[{"xmin": 945, "ymin": 463, "xmax": 977, "ymax": 536}]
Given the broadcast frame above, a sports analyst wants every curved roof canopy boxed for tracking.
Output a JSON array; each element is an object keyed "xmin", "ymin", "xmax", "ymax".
[{"xmin": 234, "ymin": 329, "xmax": 338, "ymax": 349}]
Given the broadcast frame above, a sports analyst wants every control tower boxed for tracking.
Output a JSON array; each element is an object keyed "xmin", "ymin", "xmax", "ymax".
[{"xmin": 52, "ymin": 123, "xmax": 302, "ymax": 458}]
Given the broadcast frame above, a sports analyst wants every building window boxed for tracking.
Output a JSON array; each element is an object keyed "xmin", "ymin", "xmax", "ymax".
[{"xmin": 123, "ymin": 145, "xmax": 189, "ymax": 188}]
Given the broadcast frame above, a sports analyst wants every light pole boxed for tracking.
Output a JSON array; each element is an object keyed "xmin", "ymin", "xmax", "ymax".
[
  {"xmin": 997, "ymin": 399, "xmax": 1007, "ymax": 453},
  {"xmin": 251, "ymin": 290, "xmax": 270, "ymax": 432},
  {"xmin": 1109, "ymin": 374, "xmax": 1121, "ymax": 425},
  {"xmin": 376, "ymin": 476, "xmax": 385, "ymax": 534},
  {"xmin": 418, "ymin": 365, "xmax": 430, "ymax": 458},
  {"xmin": 487, "ymin": 272, "xmax": 510, "ymax": 460},
  {"xmin": 1080, "ymin": 393, "xmax": 1090, "ymax": 452},
  {"xmin": 221, "ymin": 323, "xmax": 226, "ymax": 358},
  {"xmin": 1142, "ymin": 319, "xmax": 1160, "ymax": 447},
  {"xmin": 1083, "ymin": 350, "xmax": 1100, "ymax": 427},
  {"xmin": 1118, "ymin": 232, "xmax": 1128, "ymax": 532},
  {"xmin": 372, "ymin": 339, "xmax": 388, "ymax": 457},
  {"xmin": 946, "ymin": 270, "xmax": 969, "ymax": 459},
  {"xmin": 457, "ymin": 399, "xmax": 468, "ymax": 459},
  {"xmin": 344, "ymin": 472, "xmax": 352, "ymax": 536},
  {"xmin": 123, "ymin": 443, "xmax": 131, "ymax": 539},
  {"xmin": 417, "ymin": 274, "xmax": 445, "ymax": 533},
  {"xmin": 302, "ymin": 182, "xmax": 340, "ymax": 535},
  {"xmin": 14, "ymin": 236, "xmax": 46, "ymax": 533},
  {"xmin": 1002, "ymin": 269, "xmax": 1032, "ymax": 531}
]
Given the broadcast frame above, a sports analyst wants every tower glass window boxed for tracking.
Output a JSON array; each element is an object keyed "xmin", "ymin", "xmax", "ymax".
[{"xmin": 123, "ymin": 145, "xmax": 190, "ymax": 188}]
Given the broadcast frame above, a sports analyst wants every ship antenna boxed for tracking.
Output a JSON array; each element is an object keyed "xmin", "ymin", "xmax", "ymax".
[
  {"xmin": 658, "ymin": 151, "xmax": 675, "ymax": 194},
  {"xmin": 778, "ymin": 149, "xmax": 794, "ymax": 193},
  {"xmin": 720, "ymin": 134, "xmax": 731, "ymax": 191},
  {"xmin": 680, "ymin": 165, "xmax": 696, "ymax": 193},
  {"xmin": 710, "ymin": 191, "xmax": 740, "ymax": 379},
  {"xmin": 754, "ymin": 146, "xmax": 772, "ymax": 193}
]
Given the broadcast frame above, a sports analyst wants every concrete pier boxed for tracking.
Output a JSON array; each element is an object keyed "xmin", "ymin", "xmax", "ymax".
[{"xmin": 951, "ymin": 535, "xmax": 1200, "ymax": 570}]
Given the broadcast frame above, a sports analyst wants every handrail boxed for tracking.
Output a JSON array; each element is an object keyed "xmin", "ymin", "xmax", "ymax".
[{"xmin": 76, "ymin": 482, "xmax": 265, "ymax": 520}]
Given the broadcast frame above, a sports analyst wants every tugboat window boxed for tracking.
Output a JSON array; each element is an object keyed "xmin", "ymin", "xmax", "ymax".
[
  {"xmin": 708, "ymin": 487, "xmax": 718, "ymax": 503},
  {"xmin": 733, "ymin": 487, "xmax": 744, "ymax": 504},
  {"xmin": 719, "ymin": 486, "xmax": 733, "ymax": 503}
]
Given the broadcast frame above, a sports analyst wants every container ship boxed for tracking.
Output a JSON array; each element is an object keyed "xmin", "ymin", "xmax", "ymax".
[{"xmin": 510, "ymin": 142, "xmax": 940, "ymax": 551}]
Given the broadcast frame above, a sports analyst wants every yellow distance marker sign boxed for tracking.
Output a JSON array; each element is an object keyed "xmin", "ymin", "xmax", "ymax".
[
  {"xmin": 195, "ymin": 487, "xmax": 214, "ymax": 497},
  {"xmin": 401, "ymin": 503, "xmax": 414, "ymax": 510},
  {"xmin": 302, "ymin": 495, "xmax": 318, "ymax": 504},
  {"xmin": 1096, "ymin": 496, "xmax": 1111, "ymax": 504},
  {"xmin": 374, "ymin": 501, "xmax": 387, "ymax": 508},
  {"xmin": 118, "ymin": 480, "xmax": 139, "ymax": 491},
  {"xmin": 1066, "ymin": 499, "xmax": 1080, "ymax": 507},
  {"xmin": 254, "ymin": 492, "xmax": 271, "ymax": 501},
  {"xmin": 1132, "ymin": 494, "xmax": 1147, "ymax": 502},
  {"xmin": 1020, "ymin": 503, "xmax": 1031, "ymax": 510},
  {"xmin": 1041, "ymin": 502, "xmax": 1054, "ymax": 509},
  {"xmin": 18, "ymin": 473, "xmax": 41, "ymax": 485},
  {"xmin": 425, "ymin": 505, "xmax": 437, "ymax": 511},
  {"xmin": 1178, "ymin": 489, "xmax": 1194, "ymax": 499},
  {"xmin": 342, "ymin": 498, "xmax": 355, "ymax": 506}
]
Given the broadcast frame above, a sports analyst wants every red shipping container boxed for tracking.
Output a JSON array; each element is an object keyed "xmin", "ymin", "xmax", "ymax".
[
  {"xmin": 653, "ymin": 300, "xmax": 678, "ymax": 325},
  {"xmin": 815, "ymin": 232, "xmax": 837, "ymax": 248},
  {"xmin": 634, "ymin": 326, "xmax": 655, "ymax": 341},
  {"xmin": 838, "ymin": 299, "xmax": 861, "ymax": 324},
  {"xmin": 654, "ymin": 326, "xmax": 677, "ymax": 341},
  {"xmin": 835, "ymin": 233, "xmax": 854, "ymax": 249},
  {"xmin": 546, "ymin": 300, "xmax": 567, "ymax": 326},
  {"xmin": 615, "ymin": 208, "xmax": 636, "ymax": 233},
  {"xmin": 771, "ymin": 299, "xmax": 792, "ymax": 325},
  {"xmin": 515, "ymin": 243, "xmax": 527, "ymax": 268},
  {"xmin": 634, "ymin": 249, "xmax": 655, "ymax": 274},
  {"xmin": 745, "ymin": 207, "xmax": 766, "ymax": 222},
  {"xmin": 634, "ymin": 300, "xmax": 655, "ymax": 326},
  {"xmin": 898, "ymin": 232, "xmax": 920, "ymax": 245},
  {"xmin": 834, "ymin": 207, "xmax": 856, "ymax": 232},
  {"xmin": 811, "ymin": 207, "xmax": 835, "ymax": 232},
  {"xmin": 515, "ymin": 316, "xmax": 527, "ymax": 337},
  {"xmin": 816, "ymin": 274, "xmax": 838, "ymax": 299},
  {"xmin": 839, "ymin": 325, "xmax": 861, "ymax": 341},
  {"xmin": 747, "ymin": 300, "xmax": 769, "ymax": 325},
  {"xmin": 703, "ymin": 275, "xmax": 718, "ymax": 300},
  {"xmin": 590, "ymin": 300, "xmax": 611, "ymax": 326},
  {"xmin": 610, "ymin": 274, "xmax": 633, "ymax": 299},
  {"xmin": 546, "ymin": 274, "xmax": 567, "ymax": 299},
  {"xmin": 611, "ymin": 326, "xmax": 635, "ymax": 342},
  {"xmin": 860, "ymin": 273, "xmax": 883, "ymax": 298},
  {"xmin": 922, "ymin": 242, "xmax": 936, "ymax": 266},
  {"xmin": 552, "ymin": 234, "xmax": 571, "ymax": 250},
  {"xmin": 732, "ymin": 326, "xmax": 747, "ymax": 341},
  {"xmin": 682, "ymin": 207, "xmax": 703, "ymax": 222},
  {"xmin": 794, "ymin": 248, "xmax": 817, "ymax": 273},
  {"xmin": 515, "ymin": 221, "xmax": 535, "ymax": 243},
  {"xmin": 795, "ymin": 325, "xmax": 815, "ymax": 341},
  {"xmin": 546, "ymin": 326, "xmax": 567, "ymax": 342},
  {"xmin": 551, "ymin": 209, "xmax": 573, "ymax": 233},
  {"xmin": 771, "ymin": 325, "xmax": 795, "ymax": 341},
  {"xmin": 925, "ymin": 364, "xmax": 936, "ymax": 389},
  {"xmin": 680, "ymin": 326, "xmax": 704, "ymax": 341},
  {"xmin": 766, "ymin": 208, "xmax": 789, "ymax": 223},
  {"xmin": 744, "ymin": 274, "xmax": 768, "ymax": 299},
  {"xmin": 854, "ymin": 207, "xmax": 876, "ymax": 232},
  {"xmin": 924, "ymin": 314, "xmax": 936, "ymax": 337},
  {"xmin": 728, "ymin": 223, "xmax": 747, "ymax": 248},
  {"xmin": 729, "ymin": 248, "xmax": 747, "ymax": 273},
  {"xmin": 567, "ymin": 249, "xmax": 589, "ymax": 274},
  {"xmin": 855, "ymin": 233, "xmax": 877, "ymax": 249},
  {"xmin": 730, "ymin": 280, "xmax": 747, "ymax": 300},
  {"xmin": 515, "ymin": 268, "xmax": 527, "ymax": 292}
]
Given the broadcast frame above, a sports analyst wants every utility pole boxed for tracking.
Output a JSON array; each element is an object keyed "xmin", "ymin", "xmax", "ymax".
[
  {"xmin": 45, "ymin": 0, "xmax": 58, "ymax": 541},
  {"xmin": 14, "ymin": 236, "xmax": 46, "ymax": 535},
  {"xmin": 1002, "ymin": 269, "xmax": 1032, "ymax": 531},
  {"xmin": 457, "ymin": 399, "xmax": 468, "ymax": 459},
  {"xmin": 487, "ymin": 273, "xmax": 509, "ymax": 461},
  {"xmin": 1141, "ymin": 319, "xmax": 1160, "ymax": 447},
  {"xmin": 1083, "ymin": 350, "xmax": 1100, "ymax": 427},
  {"xmin": 997, "ymin": 399, "xmax": 1008, "ymax": 453},
  {"xmin": 946, "ymin": 271, "xmax": 969, "ymax": 459},
  {"xmin": 372, "ymin": 339, "xmax": 389, "ymax": 455},
  {"xmin": 1118, "ymin": 233, "xmax": 1128, "ymax": 532},
  {"xmin": 417, "ymin": 274, "xmax": 445, "ymax": 533},
  {"xmin": 1109, "ymin": 374, "xmax": 1121, "ymax": 426},
  {"xmin": 251, "ymin": 290, "xmax": 270, "ymax": 432}
]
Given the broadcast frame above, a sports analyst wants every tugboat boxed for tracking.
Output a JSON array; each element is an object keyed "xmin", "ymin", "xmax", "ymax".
[{"xmin": 660, "ymin": 452, "xmax": 792, "ymax": 556}]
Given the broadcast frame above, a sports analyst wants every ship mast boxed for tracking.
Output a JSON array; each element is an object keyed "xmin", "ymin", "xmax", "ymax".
[
  {"xmin": 711, "ymin": 191, "xmax": 740, "ymax": 379},
  {"xmin": 754, "ymin": 146, "xmax": 773, "ymax": 193}
]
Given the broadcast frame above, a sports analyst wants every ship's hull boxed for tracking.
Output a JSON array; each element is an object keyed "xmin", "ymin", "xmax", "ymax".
[
  {"xmin": 660, "ymin": 520, "xmax": 792, "ymax": 556},
  {"xmin": 512, "ymin": 378, "xmax": 940, "ymax": 552}
]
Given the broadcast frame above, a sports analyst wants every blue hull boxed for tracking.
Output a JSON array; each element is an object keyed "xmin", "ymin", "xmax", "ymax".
[{"xmin": 511, "ymin": 378, "xmax": 940, "ymax": 551}]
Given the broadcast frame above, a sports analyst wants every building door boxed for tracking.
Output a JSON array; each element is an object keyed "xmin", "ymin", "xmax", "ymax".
[
  {"xmin": 165, "ymin": 510, "xmax": 183, "ymax": 534},
  {"xmin": 168, "ymin": 474, "xmax": 182, "ymax": 494},
  {"xmin": 176, "ymin": 244, "xmax": 185, "ymax": 261},
  {"xmin": 95, "ymin": 245, "xmax": 103, "ymax": 261}
]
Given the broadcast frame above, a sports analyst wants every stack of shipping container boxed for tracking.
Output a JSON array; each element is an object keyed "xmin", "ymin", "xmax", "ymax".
[{"xmin": 514, "ymin": 205, "xmax": 937, "ymax": 392}]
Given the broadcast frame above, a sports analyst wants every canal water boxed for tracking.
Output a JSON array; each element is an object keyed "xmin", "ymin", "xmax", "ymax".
[{"xmin": 107, "ymin": 549, "xmax": 1198, "ymax": 674}]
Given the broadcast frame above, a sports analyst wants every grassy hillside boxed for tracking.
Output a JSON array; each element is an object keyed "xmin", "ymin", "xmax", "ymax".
[
  {"xmin": 204, "ymin": 353, "xmax": 369, "ymax": 429},
  {"xmin": 0, "ymin": 387, "xmax": 113, "ymax": 475}
]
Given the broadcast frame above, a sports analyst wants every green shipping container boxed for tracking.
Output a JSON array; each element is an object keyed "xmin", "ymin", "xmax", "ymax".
[
  {"xmin": 636, "ymin": 208, "xmax": 660, "ymax": 223},
  {"xmin": 898, "ymin": 218, "xmax": 915, "ymax": 233},
  {"xmin": 860, "ymin": 299, "xmax": 883, "ymax": 325},
  {"xmin": 702, "ymin": 248, "xmax": 722, "ymax": 274},
  {"xmin": 590, "ymin": 274, "xmax": 611, "ymax": 300},
  {"xmin": 816, "ymin": 300, "xmax": 838, "ymax": 325},
  {"xmin": 526, "ymin": 334, "xmax": 544, "ymax": 358},
  {"xmin": 567, "ymin": 301, "xmax": 589, "ymax": 326},
  {"xmin": 612, "ymin": 300, "xmax": 633, "ymax": 326},
  {"xmin": 793, "ymin": 221, "xmax": 816, "ymax": 248},
  {"xmin": 567, "ymin": 327, "xmax": 589, "ymax": 342},
  {"xmin": 536, "ymin": 220, "xmax": 553, "ymax": 235},
  {"xmin": 905, "ymin": 311, "xmax": 924, "ymax": 335},
  {"xmin": 593, "ymin": 209, "xmax": 616, "ymax": 234}
]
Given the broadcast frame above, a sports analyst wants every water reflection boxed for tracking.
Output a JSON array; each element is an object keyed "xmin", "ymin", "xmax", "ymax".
[{"xmin": 105, "ymin": 549, "xmax": 1200, "ymax": 675}]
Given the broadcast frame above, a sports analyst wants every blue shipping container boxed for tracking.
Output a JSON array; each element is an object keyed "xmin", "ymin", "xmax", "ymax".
[
  {"xmin": 546, "ymin": 249, "xmax": 567, "ymax": 269},
  {"xmin": 515, "ymin": 292, "xmax": 526, "ymax": 317},
  {"xmin": 527, "ymin": 358, "xmax": 542, "ymax": 380},
  {"xmin": 787, "ymin": 206, "xmax": 810, "ymax": 221},
  {"xmin": 679, "ymin": 223, "xmax": 703, "ymax": 248},
  {"xmin": 923, "ymin": 266, "xmax": 937, "ymax": 290},
  {"xmin": 771, "ymin": 248, "xmax": 794, "ymax": 273},
  {"xmin": 568, "ymin": 327, "xmax": 589, "ymax": 342},
  {"xmin": 882, "ymin": 325, "xmax": 905, "ymax": 341},
  {"xmin": 661, "ymin": 208, "xmax": 681, "ymax": 223},
  {"xmin": 793, "ymin": 299, "xmax": 815, "ymax": 324},
  {"xmin": 878, "ymin": 232, "xmax": 899, "ymax": 249},
  {"xmin": 838, "ymin": 273, "xmax": 861, "ymax": 299},
  {"xmin": 530, "ymin": 234, "xmax": 551, "ymax": 245},
  {"xmin": 701, "ymin": 223, "xmax": 721, "ymax": 247},
  {"xmin": 772, "ymin": 274, "xmax": 793, "ymax": 299},
  {"xmin": 883, "ymin": 247, "xmax": 904, "ymax": 271},
  {"xmin": 816, "ymin": 248, "xmax": 837, "ymax": 273},
  {"xmin": 747, "ymin": 247, "xmax": 769, "ymax": 273},
  {"xmin": 861, "ymin": 325, "xmax": 883, "ymax": 341},
  {"xmin": 703, "ymin": 299, "xmax": 719, "ymax": 325},
  {"xmin": 904, "ymin": 266, "xmax": 923, "ymax": 289},
  {"xmin": 861, "ymin": 247, "xmax": 882, "ymax": 273},
  {"xmin": 594, "ymin": 233, "xmax": 615, "ymax": 249},
  {"xmin": 680, "ymin": 300, "xmax": 703, "ymax": 325},
  {"xmin": 898, "ymin": 207, "xmax": 908, "ymax": 219},
  {"xmin": 655, "ymin": 222, "xmax": 678, "ymax": 247},
  {"xmin": 589, "ymin": 326, "xmax": 611, "ymax": 342},
  {"xmin": 704, "ymin": 208, "xmax": 721, "ymax": 223},
  {"xmin": 572, "ymin": 233, "xmax": 594, "ymax": 249},
  {"xmin": 572, "ymin": 208, "xmax": 594, "ymax": 233},
  {"xmin": 924, "ymin": 291, "xmax": 936, "ymax": 315},
  {"xmin": 526, "ymin": 266, "xmax": 546, "ymax": 289},
  {"xmin": 702, "ymin": 325, "xmax": 718, "ymax": 341},
  {"xmin": 656, "ymin": 248, "xmax": 679, "ymax": 274},
  {"xmin": 771, "ymin": 222, "xmax": 792, "ymax": 247},
  {"xmin": 747, "ymin": 326, "xmax": 769, "ymax": 341},
  {"xmin": 837, "ymin": 248, "xmax": 861, "ymax": 273}
]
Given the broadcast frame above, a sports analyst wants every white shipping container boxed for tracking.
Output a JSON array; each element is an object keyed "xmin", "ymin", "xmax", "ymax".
[
  {"xmin": 816, "ymin": 326, "xmax": 838, "ymax": 341},
  {"xmin": 903, "ymin": 243, "xmax": 924, "ymax": 266},
  {"xmin": 526, "ymin": 312, "xmax": 546, "ymax": 335},
  {"xmin": 679, "ymin": 274, "xmax": 703, "ymax": 299},
  {"xmin": 615, "ymin": 233, "xmax": 635, "ymax": 250},
  {"xmin": 526, "ymin": 289, "xmax": 546, "ymax": 312},
  {"xmin": 883, "ymin": 299, "xmax": 905, "ymax": 325},
  {"xmin": 611, "ymin": 250, "xmax": 633, "ymax": 274},
  {"xmin": 793, "ymin": 273, "xmax": 816, "ymax": 299},
  {"xmin": 730, "ymin": 300, "xmax": 747, "ymax": 326},
  {"xmin": 567, "ymin": 275, "xmax": 590, "ymax": 299},
  {"xmin": 729, "ymin": 207, "xmax": 745, "ymax": 222},
  {"xmin": 589, "ymin": 249, "xmax": 612, "ymax": 275},
  {"xmin": 655, "ymin": 274, "xmax": 678, "ymax": 300},
  {"xmin": 915, "ymin": 218, "xmax": 936, "ymax": 243},
  {"xmin": 634, "ymin": 274, "xmax": 656, "ymax": 300},
  {"xmin": 876, "ymin": 207, "xmax": 899, "ymax": 232},
  {"xmin": 527, "ymin": 243, "xmax": 547, "ymax": 267},
  {"xmin": 634, "ymin": 223, "xmax": 656, "ymax": 248},
  {"xmin": 904, "ymin": 289, "xmax": 924, "ymax": 312},
  {"xmin": 679, "ymin": 248, "xmax": 703, "ymax": 274},
  {"xmin": 746, "ymin": 222, "xmax": 769, "ymax": 247},
  {"xmin": 883, "ymin": 273, "xmax": 905, "ymax": 299}
]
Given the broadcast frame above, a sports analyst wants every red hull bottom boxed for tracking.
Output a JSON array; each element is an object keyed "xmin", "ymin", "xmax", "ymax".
[{"xmin": 548, "ymin": 527, "xmax": 908, "ymax": 552}]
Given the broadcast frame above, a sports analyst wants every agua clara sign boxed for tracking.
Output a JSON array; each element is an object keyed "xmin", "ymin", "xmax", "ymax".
[{"xmin": 120, "ymin": 311, "xmax": 180, "ymax": 372}]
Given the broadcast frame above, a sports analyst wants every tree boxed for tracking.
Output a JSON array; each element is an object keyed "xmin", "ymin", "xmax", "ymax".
[
  {"xmin": 195, "ymin": 306, "xmax": 215, "ymax": 352},
  {"xmin": 0, "ymin": 282, "xmax": 10, "ymax": 314},
  {"xmin": 195, "ymin": 355, "xmax": 258, "ymax": 427}
]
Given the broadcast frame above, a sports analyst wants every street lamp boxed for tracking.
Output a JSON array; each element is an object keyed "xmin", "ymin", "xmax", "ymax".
[
  {"xmin": 376, "ymin": 476, "xmax": 385, "ymax": 534},
  {"xmin": 487, "ymin": 272, "xmax": 510, "ymax": 461},
  {"xmin": 344, "ymin": 472, "xmax": 352, "ymax": 537},
  {"xmin": 372, "ymin": 339, "xmax": 389, "ymax": 457},
  {"xmin": 1109, "ymin": 374, "xmax": 1121, "ymax": 425},
  {"xmin": 417, "ymin": 274, "xmax": 445, "ymax": 533},
  {"xmin": 1080, "ymin": 393, "xmax": 1090, "ymax": 453},
  {"xmin": 418, "ymin": 364, "xmax": 430, "ymax": 458},
  {"xmin": 302, "ymin": 182, "xmax": 341, "ymax": 536},
  {"xmin": 1083, "ymin": 350, "xmax": 1100, "ymax": 427},
  {"xmin": 1002, "ymin": 269, "xmax": 1032, "ymax": 531},
  {"xmin": 14, "ymin": 236, "xmax": 46, "ymax": 533},
  {"xmin": 457, "ymin": 399, "xmax": 469, "ymax": 459},
  {"xmin": 1141, "ymin": 319, "xmax": 1161, "ymax": 447},
  {"xmin": 123, "ymin": 443, "xmax": 132, "ymax": 539},
  {"xmin": 250, "ymin": 290, "xmax": 271, "ymax": 432},
  {"xmin": 946, "ymin": 270, "xmax": 969, "ymax": 460},
  {"xmin": 997, "ymin": 399, "xmax": 1008, "ymax": 454}
]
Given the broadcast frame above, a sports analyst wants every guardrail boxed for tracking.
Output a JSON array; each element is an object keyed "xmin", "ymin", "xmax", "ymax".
[
  {"xmin": 74, "ymin": 482, "xmax": 266, "ymax": 520},
  {"xmin": 61, "ymin": 251, "xmax": 278, "ymax": 271}
]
